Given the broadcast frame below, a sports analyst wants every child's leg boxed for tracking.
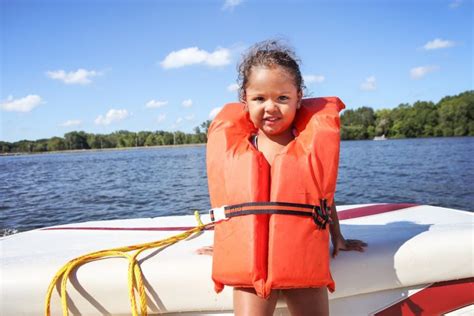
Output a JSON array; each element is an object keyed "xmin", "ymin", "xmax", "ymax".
[
  {"xmin": 281, "ymin": 288, "xmax": 329, "ymax": 316},
  {"xmin": 233, "ymin": 287, "xmax": 279, "ymax": 316}
]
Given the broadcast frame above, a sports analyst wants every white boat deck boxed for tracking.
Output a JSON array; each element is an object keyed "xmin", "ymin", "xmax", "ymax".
[{"xmin": 1, "ymin": 204, "xmax": 473, "ymax": 315}]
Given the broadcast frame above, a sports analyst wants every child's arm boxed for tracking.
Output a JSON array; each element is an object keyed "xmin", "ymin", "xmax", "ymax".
[{"xmin": 329, "ymin": 201, "xmax": 367, "ymax": 258}]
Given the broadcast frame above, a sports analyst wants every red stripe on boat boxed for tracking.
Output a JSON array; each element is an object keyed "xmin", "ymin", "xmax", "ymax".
[
  {"xmin": 337, "ymin": 203, "xmax": 418, "ymax": 220},
  {"xmin": 374, "ymin": 277, "xmax": 474, "ymax": 315},
  {"xmin": 43, "ymin": 226, "xmax": 212, "ymax": 231},
  {"xmin": 42, "ymin": 203, "xmax": 418, "ymax": 231}
]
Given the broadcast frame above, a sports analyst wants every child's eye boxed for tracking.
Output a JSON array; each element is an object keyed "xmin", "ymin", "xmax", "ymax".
[
  {"xmin": 253, "ymin": 97, "xmax": 265, "ymax": 102},
  {"xmin": 278, "ymin": 96, "xmax": 289, "ymax": 101}
]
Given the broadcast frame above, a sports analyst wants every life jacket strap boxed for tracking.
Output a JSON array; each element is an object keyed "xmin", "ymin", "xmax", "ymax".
[{"xmin": 209, "ymin": 201, "xmax": 332, "ymax": 229}]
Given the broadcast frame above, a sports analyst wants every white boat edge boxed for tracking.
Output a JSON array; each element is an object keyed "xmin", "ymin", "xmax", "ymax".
[{"xmin": 1, "ymin": 203, "xmax": 473, "ymax": 315}]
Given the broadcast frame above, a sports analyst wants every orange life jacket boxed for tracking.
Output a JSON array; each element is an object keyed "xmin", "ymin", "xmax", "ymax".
[{"xmin": 206, "ymin": 97, "xmax": 345, "ymax": 298}]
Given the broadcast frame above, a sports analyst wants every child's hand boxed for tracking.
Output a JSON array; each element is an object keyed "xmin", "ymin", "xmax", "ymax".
[
  {"xmin": 195, "ymin": 245, "xmax": 213, "ymax": 256},
  {"xmin": 331, "ymin": 234, "xmax": 367, "ymax": 258}
]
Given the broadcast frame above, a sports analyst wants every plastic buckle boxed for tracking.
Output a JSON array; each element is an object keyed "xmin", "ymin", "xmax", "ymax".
[{"xmin": 209, "ymin": 206, "xmax": 226, "ymax": 222}]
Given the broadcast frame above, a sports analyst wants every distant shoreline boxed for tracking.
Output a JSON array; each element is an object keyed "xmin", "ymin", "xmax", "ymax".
[
  {"xmin": 2, "ymin": 136, "xmax": 473, "ymax": 157},
  {"xmin": 0, "ymin": 143, "xmax": 206, "ymax": 157}
]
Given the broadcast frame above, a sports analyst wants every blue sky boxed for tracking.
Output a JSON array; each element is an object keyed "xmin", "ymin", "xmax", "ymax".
[{"xmin": 1, "ymin": 0, "xmax": 472, "ymax": 142}]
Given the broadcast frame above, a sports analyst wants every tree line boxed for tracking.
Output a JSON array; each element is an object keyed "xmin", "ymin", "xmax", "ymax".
[
  {"xmin": 0, "ymin": 122, "xmax": 211, "ymax": 154},
  {"xmin": 1, "ymin": 91, "xmax": 472, "ymax": 154},
  {"xmin": 341, "ymin": 90, "xmax": 473, "ymax": 140}
]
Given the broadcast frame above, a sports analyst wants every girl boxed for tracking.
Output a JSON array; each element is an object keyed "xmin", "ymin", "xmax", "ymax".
[{"xmin": 199, "ymin": 40, "xmax": 367, "ymax": 316}]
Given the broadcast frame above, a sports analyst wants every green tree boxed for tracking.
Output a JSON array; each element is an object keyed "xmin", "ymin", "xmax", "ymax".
[
  {"xmin": 412, "ymin": 101, "xmax": 438, "ymax": 137},
  {"xmin": 64, "ymin": 131, "xmax": 89, "ymax": 150},
  {"xmin": 112, "ymin": 130, "xmax": 135, "ymax": 148},
  {"xmin": 0, "ymin": 141, "xmax": 11, "ymax": 153},
  {"xmin": 137, "ymin": 131, "xmax": 150, "ymax": 147},
  {"xmin": 193, "ymin": 126, "xmax": 207, "ymax": 143},
  {"xmin": 201, "ymin": 120, "xmax": 211, "ymax": 134},
  {"xmin": 341, "ymin": 125, "xmax": 366, "ymax": 140},
  {"xmin": 33, "ymin": 139, "xmax": 48, "ymax": 152},
  {"xmin": 341, "ymin": 107, "xmax": 375, "ymax": 140},
  {"xmin": 144, "ymin": 133, "xmax": 157, "ymax": 146},
  {"xmin": 162, "ymin": 132, "xmax": 174, "ymax": 145},
  {"xmin": 102, "ymin": 134, "xmax": 117, "ymax": 148},
  {"xmin": 47, "ymin": 137, "xmax": 66, "ymax": 151},
  {"xmin": 174, "ymin": 131, "xmax": 186, "ymax": 145},
  {"xmin": 374, "ymin": 109, "xmax": 391, "ymax": 136},
  {"xmin": 86, "ymin": 134, "xmax": 102, "ymax": 149},
  {"xmin": 16, "ymin": 140, "xmax": 34, "ymax": 152},
  {"xmin": 437, "ymin": 92, "xmax": 473, "ymax": 136}
]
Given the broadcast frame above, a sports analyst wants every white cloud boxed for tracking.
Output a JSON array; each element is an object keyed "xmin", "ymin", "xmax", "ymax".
[
  {"xmin": 46, "ymin": 68, "xmax": 100, "ymax": 85},
  {"xmin": 160, "ymin": 47, "xmax": 231, "ymax": 69},
  {"xmin": 175, "ymin": 114, "xmax": 195, "ymax": 125},
  {"xmin": 146, "ymin": 100, "xmax": 168, "ymax": 108},
  {"xmin": 182, "ymin": 99, "xmax": 193, "ymax": 108},
  {"xmin": 449, "ymin": 0, "xmax": 463, "ymax": 8},
  {"xmin": 360, "ymin": 76, "xmax": 377, "ymax": 91},
  {"xmin": 206, "ymin": 48, "xmax": 231, "ymax": 66},
  {"xmin": 0, "ymin": 95, "xmax": 43, "ymax": 112},
  {"xmin": 303, "ymin": 74, "xmax": 325, "ymax": 84},
  {"xmin": 157, "ymin": 114, "xmax": 166, "ymax": 123},
  {"xmin": 209, "ymin": 107, "xmax": 222, "ymax": 119},
  {"xmin": 423, "ymin": 38, "xmax": 455, "ymax": 50},
  {"xmin": 227, "ymin": 83, "xmax": 239, "ymax": 92},
  {"xmin": 94, "ymin": 109, "xmax": 129, "ymax": 125},
  {"xmin": 60, "ymin": 119, "xmax": 82, "ymax": 127},
  {"xmin": 223, "ymin": 0, "xmax": 243, "ymax": 10},
  {"xmin": 410, "ymin": 65, "xmax": 440, "ymax": 80}
]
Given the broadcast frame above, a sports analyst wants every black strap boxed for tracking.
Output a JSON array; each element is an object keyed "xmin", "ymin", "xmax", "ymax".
[{"xmin": 223, "ymin": 200, "xmax": 332, "ymax": 229}]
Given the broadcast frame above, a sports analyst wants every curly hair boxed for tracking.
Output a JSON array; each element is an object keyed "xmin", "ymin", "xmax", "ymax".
[{"xmin": 237, "ymin": 40, "xmax": 305, "ymax": 101}]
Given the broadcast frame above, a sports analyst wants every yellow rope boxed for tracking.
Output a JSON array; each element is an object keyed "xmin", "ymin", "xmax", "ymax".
[{"xmin": 45, "ymin": 211, "xmax": 213, "ymax": 316}]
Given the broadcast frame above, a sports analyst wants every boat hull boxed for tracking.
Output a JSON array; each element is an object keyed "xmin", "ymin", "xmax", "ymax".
[{"xmin": 1, "ymin": 204, "xmax": 473, "ymax": 315}]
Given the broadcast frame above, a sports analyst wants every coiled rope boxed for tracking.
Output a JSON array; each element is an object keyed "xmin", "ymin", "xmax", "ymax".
[{"xmin": 45, "ymin": 211, "xmax": 213, "ymax": 316}]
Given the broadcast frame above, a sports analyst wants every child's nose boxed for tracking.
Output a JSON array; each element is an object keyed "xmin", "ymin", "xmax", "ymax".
[{"xmin": 264, "ymin": 100, "xmax": 278, "ymax": 112}]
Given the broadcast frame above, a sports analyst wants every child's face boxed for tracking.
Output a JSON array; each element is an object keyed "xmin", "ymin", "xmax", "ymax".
[{"xmin": 244, "ymin": 66, "xmax": 301, "ymax": 138}]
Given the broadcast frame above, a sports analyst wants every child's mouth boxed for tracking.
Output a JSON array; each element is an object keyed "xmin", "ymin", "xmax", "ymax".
[{"xmin": 264, "ymin": 117, "xmax": 280, "ymax": 122}]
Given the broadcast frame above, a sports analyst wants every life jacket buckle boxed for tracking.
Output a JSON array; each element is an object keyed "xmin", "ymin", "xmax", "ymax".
[
  {"xmin": 312, "ymin": 199, "xmax": 331, "ymax": 229},
  {"xmin": 209, "ymin": 206, "xmax": 227, "ymax": 222}
]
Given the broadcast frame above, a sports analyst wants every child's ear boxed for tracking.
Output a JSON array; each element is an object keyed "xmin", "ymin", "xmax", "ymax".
[
  {"xmin": 241, "ymin": 98, "xmax": 248, "ymax": 112},
  {"xmin": 242, "ymin": 100, "xmax": 249, "ymax": 112},
  {"xmin": 297, "ymin": 91, "xmax": 303, "ymax": 109}
]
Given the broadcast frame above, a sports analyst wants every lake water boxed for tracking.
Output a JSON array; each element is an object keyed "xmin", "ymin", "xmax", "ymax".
[{"xmin": 1, "ymin": 137, "xmax": 473, "ymax": 235}]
